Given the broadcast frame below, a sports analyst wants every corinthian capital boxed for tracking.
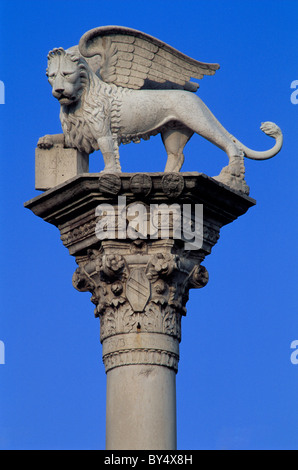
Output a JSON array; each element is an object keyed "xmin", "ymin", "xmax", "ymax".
[
  {"xmin": 25, "ymin": 172, "xmax": 255, "ymax": 375},
  {"xmin": 71, "ymin": 239, "xmax": 208, "ymax": 372}
]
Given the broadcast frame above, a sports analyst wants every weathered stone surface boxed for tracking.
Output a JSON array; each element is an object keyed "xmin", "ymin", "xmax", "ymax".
[
  {"xmin": 25, "ymin": 172, "xmax": 255, "ymax": 249},
  {"xmin": 25, "ymin": 171, "xmax": 255, "ymax": 365},
  {"xmin": 39, "ymin": 26, "xmax": 282, "ymax": 195},
  {"xmin": 162, "ymin": 173, "xmax": 185, "ymax": 198},
  {"xmin": 35, "ymin": 146, "xmax": 89, "ymax": 190},
  {"xmin": 28, "ymin": 23, "xmax": 283, "ymax": 451},
  {"xmin": 106, "ymin": 364, "xmax": 177, "ymax": 450},
  {"xmin": 24, "ymin": 171, "xmax": 255, "ymax": 450},
  {"xmin": 98, "ymin": 173, "xmax": 121, "ymax": 195},
  {"xmin": 129, "ymin": 173, "xmax": 152, "ymax": 197}
]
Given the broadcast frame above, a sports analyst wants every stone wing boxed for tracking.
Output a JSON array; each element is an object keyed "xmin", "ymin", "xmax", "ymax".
[{"xmin": 78, "ymin": 25, "xmax": 220, "ymax": 91}]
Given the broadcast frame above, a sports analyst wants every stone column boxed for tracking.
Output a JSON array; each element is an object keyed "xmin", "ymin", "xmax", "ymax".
[
  {"xmin": 72, "ymin": 238, "xmax": 208, "ymax": 450},
  {"xmin": 24, "ymin": 169, "xmax": 255, "ymax": 450}
]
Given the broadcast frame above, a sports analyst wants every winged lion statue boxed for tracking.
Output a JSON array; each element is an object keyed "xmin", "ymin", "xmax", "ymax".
[{"xmin": 38, "ymin": 26, "xmax": 283, "ymax": 194}]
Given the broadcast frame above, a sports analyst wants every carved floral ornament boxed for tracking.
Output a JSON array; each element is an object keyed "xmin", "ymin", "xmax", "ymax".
[{"xmin": 72, "ymin": 244, "xmax": 209, "ymax": 343}]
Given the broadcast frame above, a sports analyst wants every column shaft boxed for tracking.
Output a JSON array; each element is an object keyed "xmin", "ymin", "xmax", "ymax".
[
  {"xmin": 103, "ymin": 331, "xmax": 179, "ymax": 450},
  {"xmin": 106, "ymin": 364, "xmax": 176, "ymax": 450}
]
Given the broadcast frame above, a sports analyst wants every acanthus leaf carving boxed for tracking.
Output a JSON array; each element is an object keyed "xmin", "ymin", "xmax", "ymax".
[{"xmin": 72, "ymin": 242, "xmax": 208, "ymax": 344}]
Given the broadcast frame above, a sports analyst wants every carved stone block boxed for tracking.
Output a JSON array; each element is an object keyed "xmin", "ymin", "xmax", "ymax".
[{"xmin": 35, "ymin": 147, "xmax": 89, "ymax": 190}]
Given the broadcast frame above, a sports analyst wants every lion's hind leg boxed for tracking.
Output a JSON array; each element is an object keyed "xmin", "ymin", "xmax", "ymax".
[
  {"xmin": 212, "ymin": 142, "xmax": 250, "ymax": 195},
  {"xmin": 176, "ymin": 94, "xmax": 250, "ymax": 193},
  {"xmin": 161, "ymin": 126, "xmax": 193, "ymax": 172}
]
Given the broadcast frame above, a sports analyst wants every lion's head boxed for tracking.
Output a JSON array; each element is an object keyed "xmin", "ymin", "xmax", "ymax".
[
  {"xmin": 46, "ymin": 48, "xmax": 89, "ymax": 106},
  {"xmin": 46, "ymin": 46, "xmax": 121, "ymax": 155}
]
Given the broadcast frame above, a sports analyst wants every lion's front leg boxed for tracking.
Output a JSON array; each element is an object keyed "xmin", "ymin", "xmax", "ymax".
[
  {"xmin": 97, "ymin": 135, "xmax": 121, "ymax": 173},
  {"xmin": 37, "ymin": 134, "xmax": 65, "ymax": 149}
]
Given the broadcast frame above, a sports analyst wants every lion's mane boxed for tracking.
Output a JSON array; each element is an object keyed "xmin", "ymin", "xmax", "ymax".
[{"xmin": 52, "ymin": 49, "xmax": 125, "ymax": 155}]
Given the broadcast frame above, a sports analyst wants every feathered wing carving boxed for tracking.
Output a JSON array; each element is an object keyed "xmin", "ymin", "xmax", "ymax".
[{"xmin": 78, "ymin": 25, "xmax": 220, "ymax": 91}]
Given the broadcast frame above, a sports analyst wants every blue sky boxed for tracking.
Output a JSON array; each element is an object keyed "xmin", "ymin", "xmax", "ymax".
[{"xmin": 0, "ymin": 0, "xmax": 297, "ymax": 450}]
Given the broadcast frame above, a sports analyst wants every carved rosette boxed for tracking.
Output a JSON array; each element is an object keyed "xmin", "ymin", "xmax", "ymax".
[{"xmin": 72, "ymin": 240, "xmax": 208, "ymax": 373}]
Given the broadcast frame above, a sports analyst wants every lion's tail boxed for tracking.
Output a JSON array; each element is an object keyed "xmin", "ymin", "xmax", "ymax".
[
  {"xmin": 114, "ymin": 137, "xmax": 122, "ymax": 171},
  {"xmin": 230, "ymin": 122, "xmax": 283, "ymax": 160}
]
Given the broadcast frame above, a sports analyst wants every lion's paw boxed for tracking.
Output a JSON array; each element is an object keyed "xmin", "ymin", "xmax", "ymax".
[
  {"xmin": 213, "ymin": 164, "xmax": 250, "ymax": 195},
  {"xmin": 37, "ymin": 135, "xmax": 54, "ymax": 149}
]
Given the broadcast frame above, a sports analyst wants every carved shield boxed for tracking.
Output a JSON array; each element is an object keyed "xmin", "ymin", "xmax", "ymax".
[{"xmin": 126, "ymin": 268, "xmax": 151, "ymax": 312}]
